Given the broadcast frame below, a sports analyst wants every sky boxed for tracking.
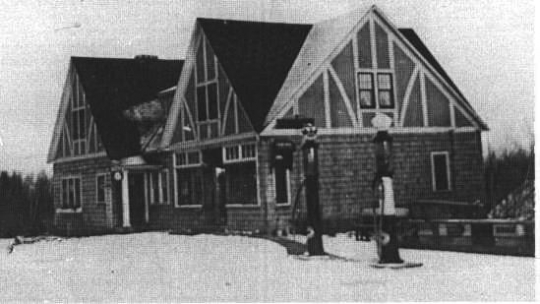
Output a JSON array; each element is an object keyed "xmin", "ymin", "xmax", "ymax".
[{"xmin": 0, "ymin": 0, "xmax": 535, "ymax": 174}]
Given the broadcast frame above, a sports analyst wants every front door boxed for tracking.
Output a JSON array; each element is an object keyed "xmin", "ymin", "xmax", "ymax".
[{"xmin": 128, "ymin": 172, "xmax": 146, "ymax": 227}]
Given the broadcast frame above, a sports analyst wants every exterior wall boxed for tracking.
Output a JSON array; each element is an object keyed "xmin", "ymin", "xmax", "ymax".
[
  {"xmin": 52, "ymin": 156, "xmax": 114, "ymax": 235},
  {"xmin": 262, "ymin": 131, "xmax": 485, "ymax": 234}
]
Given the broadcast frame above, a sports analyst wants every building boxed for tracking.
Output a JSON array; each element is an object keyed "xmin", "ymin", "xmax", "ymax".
[{"xmin": 47, "ymin": 6, "xmax": 488, "ymax": 235}]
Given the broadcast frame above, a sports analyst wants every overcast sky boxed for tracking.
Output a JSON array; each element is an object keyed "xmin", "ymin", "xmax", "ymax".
[{"xmin": 0, "ymin": 0, "xmax": 535, "ymax": 174}]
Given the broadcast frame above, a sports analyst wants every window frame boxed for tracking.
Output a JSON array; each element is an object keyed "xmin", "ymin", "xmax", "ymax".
[
  {"xmin": 430, "ymin": 151, "xmax": 452, "ymax": 192},
  {"xmin": 222, "ymin": 143, "xmax": 257, "ymax": 164},
  {"xmin": 377, "ymin": 73, "xmax": 395, "ymax": 109},
  {"xmin": 95, "ymin": 173, "xmax": 107, "ymax": 204},
  {"xmin": 148, "ymin": 170, "xmax": 170, "ymax": 205},
  {"xmin": 58, "ymin": 176, "xmax": 83, "ymax": 213},
  {"xmin": 174, "ymin": 151, "xmax": 203, "ymax": 208},
  {"xmin": 357, "ymin": 72, "xmax": 375, "ymax": 109},
  {"xmin": 274, "ymin": 160, "xmax": 291, "ymax": 206}
]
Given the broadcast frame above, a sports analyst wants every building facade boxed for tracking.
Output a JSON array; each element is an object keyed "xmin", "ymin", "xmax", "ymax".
[{"xmin": 47, "ymin": 6, "xmax": 487, "ymax": 235}]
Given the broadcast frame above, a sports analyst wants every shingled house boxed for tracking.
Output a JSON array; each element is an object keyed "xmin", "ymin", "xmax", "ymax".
[{"xmin": 47, "ymin": 6, "xmax": 487, "ymax": 235}]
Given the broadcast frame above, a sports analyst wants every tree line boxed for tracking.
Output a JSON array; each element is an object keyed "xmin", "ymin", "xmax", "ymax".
[{"xmin": 0, "ymin": 171, "xmax": 54, "ymax": 237}]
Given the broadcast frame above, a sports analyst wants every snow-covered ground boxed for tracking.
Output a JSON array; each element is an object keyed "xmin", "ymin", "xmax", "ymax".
[{"xmin": 0, "ymin": 232, "xmax": 535, "ymax": 302}]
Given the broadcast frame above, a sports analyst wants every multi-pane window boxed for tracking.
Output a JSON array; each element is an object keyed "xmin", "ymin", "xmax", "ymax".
[
  {"xmin": 175, "ymin": 151, "xmax": 203, "ymax": 206},
  {"xmin": 222, "ymin": 143, "xmax": 258, "ymax": 205},
  {"xmin": 274, "ymin": 156, "xmax": 290, "ymax": 205},
  {"xmin": 431, "ymin": 151, "xmax": 451, "ymax": 191},
  {"xmin": 358, "ymin": 73, "xmax": 375, "ymax": 108},
  {"xmin": 377, "ymin": 73, "xmax": 394, "ymax": 108},
  {"xmin": 96, "ymin": 174, "xmax": 106, "ymax": 204},
  {"xmin": 357, "ymin": 72, "xmax": 394, "ymax": 109},
  {"xmin": 61, "ymin": 177, "xmax": 82, "ymax": 210},
  {"xmin": 148, "ymin": 170, "xmax": 169, "ymax": 205},
  {"xmin": 223, "ymin": 143, "xmax": 256, "ymax": 163}
]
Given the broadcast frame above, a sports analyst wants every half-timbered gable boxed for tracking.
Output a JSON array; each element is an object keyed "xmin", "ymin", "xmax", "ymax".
[
  {"xmin": 264, "ymin": 6, "xmax": 487, "ymax": 132},
  {"xmin": 47, "ymin": 63, "xmax": 104, "ymax": 163}
]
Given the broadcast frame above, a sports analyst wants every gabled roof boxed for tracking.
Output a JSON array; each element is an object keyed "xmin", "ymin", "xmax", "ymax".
[
  {"xmin": 198, "ymin": 18, "xmax": 312, "ymax": 132},
  {"xmin": 72, "ymin": 56, "xmax": 183, "ymax": 160},
  {"xmin": 265, "ymin": 5, "xmax": 487, "ymax": 130},
  {"xmin": 397, "ymin": 28, "xmax": 488, "ymax": 129}
]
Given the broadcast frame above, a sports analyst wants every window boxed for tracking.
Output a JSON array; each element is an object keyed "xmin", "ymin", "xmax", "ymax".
[
  {"xmin": 176, "ymin": 151, "xmax": 201, "ymax": 168},
  {"xmin": 148, "ymin": 170, "xmax": 169, "ymax": 205},
  {"xmin": 61, "ymin": 177, "xmax": 82, "ymax": 210},
  {"xmin": 176, "ymin": 168, "xmax": 203, "ymax": 206},
  {"xmin": 431, "ymin": 151, "xmax": 451, "ymax": 191},
  {"xmin": 224, "ymin": 162, "xmax": 257, "ymax": 205},
  {"xmin": 274, "ymin": 156, "xmax": 290, "ymax": 205},
  {"xmin": 223, "ymin": 143, "xmax": 256, "ymax": 163},
  {"xmin": 357, "ymin": 72, "xmax": 395, "ymax": 109},
  {"xmin": 377, "ymin": 73, "xmax": 394, "ymax": 108},
  {"xmin": 175, "ymin": 151, "xmax": 203, "ymax": 207},
  {"xmin": 358, "ymin": 73, "xmax": 374, "ymax": 108},
  {"xmin": 96, "ymin": 174, "xmax": 106, "ymax": 204}
]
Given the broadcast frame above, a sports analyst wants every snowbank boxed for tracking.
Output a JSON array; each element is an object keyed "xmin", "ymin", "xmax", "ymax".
[{"xmin": 0, "ymin": 232, "xmax": 534, "ymax": 302}]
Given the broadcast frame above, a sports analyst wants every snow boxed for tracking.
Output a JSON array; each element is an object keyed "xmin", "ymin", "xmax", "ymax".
[{"xmin": 0, "ymin": 232, "xmax": 535, "ymax": 302}]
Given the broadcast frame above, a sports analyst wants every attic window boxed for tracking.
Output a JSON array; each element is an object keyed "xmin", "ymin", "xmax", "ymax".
[{"xmin": 357, "ymin": 72, "xmax": 394, "ymax": 109}]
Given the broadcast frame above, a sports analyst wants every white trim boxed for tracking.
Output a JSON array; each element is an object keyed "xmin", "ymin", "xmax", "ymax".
[
  {"xmin": 56, "ymin": 207, "xmax": 82, "ymax": 214},
  {"xmin": 450, "ymin": 103, "xmax": 456, "ymax": 128},
  {"xmin": 430, "ymin": 151, "xmax": 452, "ymax": 192},
  {"xmin": 371, "ymin": 8, "xmax": 485, "ymax": 128},
  {"xmin": 167, "ymin": 132, "xmax": 258, "ymax": 151},
  {"xmin": 173, "ymin": 153, "xmax": 179, "ymax": 207},
  {"xmin": 369, "ymin": 15, "xmax": 378, "ymax": 70},
  {"xmin": 122, "ymin": 170, "xmax": 130, "ymax": 227},
  {"xmin": 51, "ymin": 151, "xmax": 108, "ymax": 164},
  {"xmin": 323, "ymin": 70, "xmax": 331, "ymax": 128},
  {"xmin": 221, "ymin": 87, "xmax": 233, "ymax": 135},
  {"xmin": 261, "ymin": 126, "xmax": 478, "ymax": 137},
  {"xmin": 419, "ymin": 70, "xmax": 428, "ymax": 126},
  {"xmin": 182, "ymin": 96, "xmax": 198, "ymax": 140},
  {"xmin": 174, "ymin": 150, "xmax": 202, "ymax": 168},
  {"xmin": 275, "ymin": 168, "xmax": 292, "ymax": 207},
  {"xmin": 233, "ymin": 95, "xmax": 239, "ymax": 133},
  {"xmin": 328, "ymin": 66, "xmax": 359, "ymax": 128},
  {"xmin": 95, "ymin": 173, "xmax": 107, "ymax": 204},
  {"xmin": 399, "ymin": 66, "xmax": 419, "ymax": 126},
  {"xmin": 161, "ymin": 25, "xmax": 202, "ymax": 147},
  {"xmin": 59, "ymin": 175, "xmax": 83, "ymax": 211},
  {"xmin": 144, "ymin": 172, "xmax": 149, "ymax": 223},
  {"xmin": 223, "ymin": 143, "xmax": 257, "ymax": 164}
]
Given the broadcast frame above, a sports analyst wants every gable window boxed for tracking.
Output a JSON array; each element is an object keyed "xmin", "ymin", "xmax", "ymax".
[
  {"xmin": 222, "ymin": 143, "xmax": 258, "ymax": 205},
  {"xmin": 431, "ymin": 151, "xmax": 451, "ymax": 191},
  {"xmin": 96, "ymin": 174, "xmax": 106, "ymax": 204},
  {"xmin": 61, "ymin": 177, "xmax": 82, "ymax": 210},
  {"xmin": 148, "ymin": 170, "xmax": 170, "ymax": 205},
  {"xmin": 358, "ymin": 73, "xmax": 375, "ymax": 108},
  {"xmin": 274, "ymin": 156, "xmax": 291, "ymax": 205},
  {"xmin": 377, "ymin": 73, "xmax": 394, "ymax": 108},
  {"xmin": 357, "ymin": 72, "xmax": 395, "ymax": 109},
  {"xmin": 175, "ymin": 151, "xmax": 203, "ymax": 207}
]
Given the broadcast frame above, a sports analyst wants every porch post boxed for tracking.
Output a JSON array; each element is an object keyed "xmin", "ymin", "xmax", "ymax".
[{"xmin": 122, "ymin": 170, "xmax": 131, "ymax": 227}]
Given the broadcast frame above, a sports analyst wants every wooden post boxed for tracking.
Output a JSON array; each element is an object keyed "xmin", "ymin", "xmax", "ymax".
[{"xmin": 122, "ymin": 170, "xmax": 131, "ymax": 228}]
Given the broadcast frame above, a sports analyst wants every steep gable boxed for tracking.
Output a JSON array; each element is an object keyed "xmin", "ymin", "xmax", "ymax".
[
  {"xmin": 199, "ymin": 19, "xmax": 312, "ymax": 132},
  {"xmin": 162, "ymin": 19, "xmax": 311, "ymax": 146},
  {"xmin": 47, "ymin": 57, "xmax": 183, "ymax": 162},
  {"xmin": 264, "ymin": 5, "xmax": 487, "ymax": 132}
]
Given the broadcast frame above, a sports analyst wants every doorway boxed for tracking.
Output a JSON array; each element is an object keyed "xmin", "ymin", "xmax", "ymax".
[{"xmin": 128, "ymin": 172, "xmax": 146, "ymax": 227}]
